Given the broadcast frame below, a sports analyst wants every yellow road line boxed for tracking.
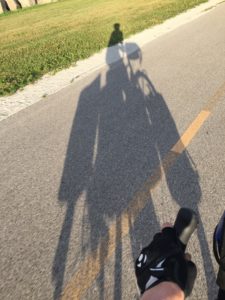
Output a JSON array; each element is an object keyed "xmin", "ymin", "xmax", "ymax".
[
  {"xmin": 61, "ymin": 82, "xmax": 225, "ymax": 300},
  {"xmin": 171, "ymin": 110, "xmax": 211, "ymax": 154}
]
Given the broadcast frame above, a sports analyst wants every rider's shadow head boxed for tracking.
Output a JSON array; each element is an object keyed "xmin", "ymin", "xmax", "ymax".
[
  {"xmin": 108, "ymin": 23, "xmax": 124, "ymax": 47},
  {"xmin": 114, "ymin": 23, "xmax": 120, "ymax": 31}
]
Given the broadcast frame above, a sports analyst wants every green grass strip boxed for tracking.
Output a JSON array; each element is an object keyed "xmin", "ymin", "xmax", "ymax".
[{"xmin": 0, "ymin": 0, "xmax": 207, "ymax": 96}]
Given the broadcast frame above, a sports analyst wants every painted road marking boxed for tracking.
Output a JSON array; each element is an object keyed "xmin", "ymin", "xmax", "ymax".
[
  {"xmin": 171, "ymin": 110, "xmax": 211, "ymax": 154},
  {"xmin": 61, "ymin": 81, "xmax": 225, "ymax": 300}
]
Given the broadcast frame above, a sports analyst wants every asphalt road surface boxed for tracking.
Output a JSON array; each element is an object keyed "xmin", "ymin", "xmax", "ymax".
[{"xmin": 1, "ymin": 3, "xmax": 225, "ymax": 300}]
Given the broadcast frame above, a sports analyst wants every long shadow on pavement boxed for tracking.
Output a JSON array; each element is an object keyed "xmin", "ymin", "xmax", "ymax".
[{"xmin": 52, "ymin": 26, "xmax": 216, "ymax": 300}]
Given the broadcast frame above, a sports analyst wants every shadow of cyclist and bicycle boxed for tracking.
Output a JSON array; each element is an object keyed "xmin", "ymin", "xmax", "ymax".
[{"xmin": 52, "ymin": 23, "xmax": 216, "ymax": 300}]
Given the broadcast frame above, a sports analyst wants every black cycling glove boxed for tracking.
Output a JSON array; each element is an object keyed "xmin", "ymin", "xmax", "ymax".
[{"xmin": 135, "ymin": 227, "xmax": 197, "ymax": 297}]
